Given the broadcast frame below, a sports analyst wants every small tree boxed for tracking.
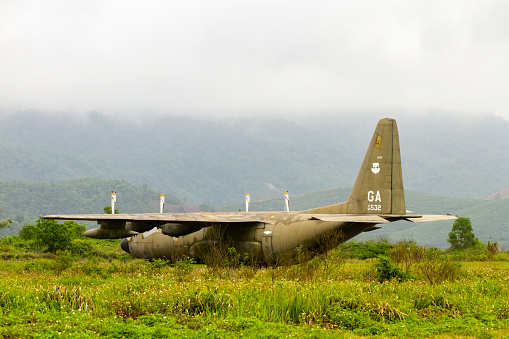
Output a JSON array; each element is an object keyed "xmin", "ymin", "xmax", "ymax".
[
  {"xmin": 103, "ymin": 206, "xmax": 119, "ymax": 214},
  {"xmin": 19, "ymin": 217, "xmax": 86, "ymax": 253},
  {"xmin": 447, "ymin": 216, "xmax": 479, "ymax": 250}
]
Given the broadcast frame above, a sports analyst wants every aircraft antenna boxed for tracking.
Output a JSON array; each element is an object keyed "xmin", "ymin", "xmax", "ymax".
[
  {"xmin": 160, "ymin": 194, "xmax": 165, "ymax": 213},
  {"xmin": 111, "ymin": 192, "xmax": 117, "ymax": 214},
  {"xmin": 245, "ymin": 194, "xmax": 250, "ymax": 212},
  {"xmin": 284, "ymin": 191, "xmax": 290, "ymax": 211}
]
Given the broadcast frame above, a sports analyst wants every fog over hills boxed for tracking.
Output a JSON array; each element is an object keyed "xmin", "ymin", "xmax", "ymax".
[{"xmin": 0, "ymin": 111, "xmax": 508, "ymax": 207}]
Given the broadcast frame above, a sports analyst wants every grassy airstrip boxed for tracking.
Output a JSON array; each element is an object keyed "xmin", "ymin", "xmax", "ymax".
[{"xmin": 1, "ymin": 238, "xmax": 509, "ymax": 338}]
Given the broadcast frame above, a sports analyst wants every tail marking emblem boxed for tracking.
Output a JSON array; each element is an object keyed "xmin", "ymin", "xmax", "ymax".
[{"xmin": 371, "ymin": 163, "xmax": 380, "ymax": 174}]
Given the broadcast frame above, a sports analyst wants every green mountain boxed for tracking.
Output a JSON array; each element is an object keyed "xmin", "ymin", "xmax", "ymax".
[
  {"xmin": 0, "ymin": 178, "xmax": 182, "ymax": 236},
  {"xmin": 1, "ymin": 111, "xmax": 508, "ymax": 206},
  {"xmin": 221, "ymin": 188, "xmax": 509, "ymax": 249}
]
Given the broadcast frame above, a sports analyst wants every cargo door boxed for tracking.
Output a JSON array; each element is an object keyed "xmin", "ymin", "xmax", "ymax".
[{"xmin": 261, "ymin": 225, "xmax": 274, "ymax": 264}]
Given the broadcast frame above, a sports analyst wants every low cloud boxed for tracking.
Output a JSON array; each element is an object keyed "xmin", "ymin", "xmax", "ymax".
[{"xmin": 1, "ymin": 1, "xmax": 508, "ymax": 120}]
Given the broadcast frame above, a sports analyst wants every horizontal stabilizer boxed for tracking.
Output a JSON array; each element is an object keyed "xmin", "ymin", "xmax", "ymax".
[
  {"xmin": 309, "ymin": 215, "xmax": 390, "ymax": 223},
  {"xmin": 405, "ymin": 214, "xmax": 457, "ymax": 223}
]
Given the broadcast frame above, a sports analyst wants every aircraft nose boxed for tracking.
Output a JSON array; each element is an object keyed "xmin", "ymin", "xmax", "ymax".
[{"xmin": 120, "ymin": 238, "xmax": 130, "ymax": 254}]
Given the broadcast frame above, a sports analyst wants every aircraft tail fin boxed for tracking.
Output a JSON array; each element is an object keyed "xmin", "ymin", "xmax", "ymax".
[{"xmin": 307, "ymin": 118, "xmax": 405, "ymax": 215}]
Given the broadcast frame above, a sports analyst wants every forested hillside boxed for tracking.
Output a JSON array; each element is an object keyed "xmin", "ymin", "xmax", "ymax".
[
  {"xmin": 1, "ymin": 176, "xmax": 507, "ymax": 248},
  {"xmin": 1, "ymin": 111, "xmax": 508, "ymax": 206},
  {"xmin": 0, "ymin": 178, "xmax": 182, "ymax": 236}
]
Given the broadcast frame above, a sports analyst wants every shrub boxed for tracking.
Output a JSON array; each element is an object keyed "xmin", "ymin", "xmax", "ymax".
[
  {"xmin": 52, "ymin": 251, "xmax": 76, "ymax": 271},
  {"xmin": 342, "ymin": 239, "xmax": 392, "ymax": 259},
  {"xmin": 18, "ymin": 223, "xmax": 39, "ymax": 241},
  {"xmin": 374, "ymin": 256, "xmax": 409, "ymax": 283},
  {"xmin": 445, "ymin": 242, "xmax": 491, "ymax": 261},
  {"xmin": 486, "ymin": 241, "xmax": 499, "ymax": 254},
  {"xmin": 19, "ymin": 217, "xmax": 86, "ymax": 253},
  {"xmin": 493, "ymin": 252, "xmax": 509, "ymax": 261},
  {"xmin": 416, "ymin": 259, "xmax": 462, "ymax": 285},
  {"xmin": 388, "ymin": 239, "xmax": 427, "ymax": 272},
  {"xmin": 68, "ymin": 239, "xmax": 95, "ymax": 256}
]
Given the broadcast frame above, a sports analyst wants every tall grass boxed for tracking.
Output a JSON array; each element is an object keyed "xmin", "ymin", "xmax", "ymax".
[
  {"xmin": 1, "ymin": 255, "xmax": 509, "ymax": 338},
  {"xmin": 1, "ymin": 236, "xmax": 509, "ymax": 337}
]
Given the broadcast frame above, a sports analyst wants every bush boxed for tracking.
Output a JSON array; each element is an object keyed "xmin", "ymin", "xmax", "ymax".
[
  {"xmin": 0, "ymin": 235, "xmax": 31, "ymax": 258},
  {"xmin": 374, "ymin": 256, "xmax": 410, "ymax": 283},
  {"xmin": 388, "ymin": 240, "xmax": 427, "ymax": 272},
  {"xmin": 342, "ymin": 239, "xmax": 393, "ymax": 259},
  {"xmin": 416, "ymin": 259, "xmax": 462, "ymax": 285},
  {"xmin": 18, "ymin": 223, "xmax": 39, "ymax": 241},
  {"xmin": 19, "ymin": 217, "xmax": 86, "ymax": 253},
  {"xmin": 486, "ymin": 241, "xmax": 499, "ymax": 254},
  {"xmin": 493, "ymin": 252, "xmax": 509, "ymax": 261},
  {"xmin": 69, "ymin": 239, "xmax": 95, "ymax": 256},
  {"xmin": 445, "ymin": 241, "xmax": 490, "ymax": 261},
  {"xmin": 0, "ymin": 235, "xmax": 22, "ymax": 245},
  {"xmin": 53, "ymin": 251, "xmax": 76, "ymax": 271}
]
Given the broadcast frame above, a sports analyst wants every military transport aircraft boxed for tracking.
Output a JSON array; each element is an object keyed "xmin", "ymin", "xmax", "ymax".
[{"xmin": 44, "ymin": 118, "xmax": 455, "ymax": 263}]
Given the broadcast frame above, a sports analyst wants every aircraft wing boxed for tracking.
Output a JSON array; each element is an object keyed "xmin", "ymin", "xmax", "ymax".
[
  {"xmin": 44, "ymin": 212, "xmax": 397, "ymax": 239},
  {"xmin": 44, "ymin": 212, "xmax": 407, "ymax": 227},
  {"xmin": 43, "ymin": 212, "xmax": 456, "ymax": 239},
  {"xmin": 43, "ymin": 212, "xmax": 270, "ymax": 239},
  {"xmin": 43, "ymin": 212, "xmax": 268, "ymax": 223},
  {"xmin": 44, "ymin": 212, "xmax": 456, "ymax": 224}
]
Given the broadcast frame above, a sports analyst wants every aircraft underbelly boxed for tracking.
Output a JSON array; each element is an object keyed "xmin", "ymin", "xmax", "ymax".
[
  {"xmin": 125, "ymin": 219, "xmax": 378, "ymax": 262},
  {"xmin": 270, "ymin": 217, "xmax": 348, "ymax": 261},
  {"xmin": 127, "ymin": 223, "xmax": 265, "ymax": 261},
  {"xmin": 340, "ymin": 222, "xmax": 377, "ymax": 241}
]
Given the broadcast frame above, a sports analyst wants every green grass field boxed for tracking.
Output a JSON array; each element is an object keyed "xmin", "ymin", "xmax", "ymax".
[{"xmin": 1, "ymin": 237, "xmax": 509, "ymax": 338}]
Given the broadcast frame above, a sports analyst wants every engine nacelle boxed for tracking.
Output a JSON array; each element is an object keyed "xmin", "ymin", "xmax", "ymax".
[
  {"xmin": 160, "ymin": 223, "xmax": 204, "ymax": 237},
  {"xmin": 84, "ymin": 228, "xmax": 139, "ymax": 239}
]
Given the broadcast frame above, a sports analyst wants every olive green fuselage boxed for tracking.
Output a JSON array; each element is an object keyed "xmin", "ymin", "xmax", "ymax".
[{"xmin": 123, "ymin": 212, "xmax": 372, "ymax": 263}]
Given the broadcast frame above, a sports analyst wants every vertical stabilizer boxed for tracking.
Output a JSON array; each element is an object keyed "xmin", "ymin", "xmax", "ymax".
[{"xmin": 306, "ymin": 118, "xmax": 405, "ymax": 215}]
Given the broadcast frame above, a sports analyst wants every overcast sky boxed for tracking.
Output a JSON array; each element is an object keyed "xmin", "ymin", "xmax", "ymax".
[{"xmin": 1, "ymin": 0, "xmax": 508, "ymax": 120}]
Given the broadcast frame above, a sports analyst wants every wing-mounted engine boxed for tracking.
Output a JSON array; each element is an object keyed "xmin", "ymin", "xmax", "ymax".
[
  {"xmin": 84, "ymin": 219, "xmax": 139, "ymax": 239},
  {"xmin": 160, "ymin": 222, "xmax": 205, "ymax": 237},
  {"xmin": 84, "ymin": 228, "xmax": 139, "ymax": 239},
  {"xmin": 84, "ymin": 219, "xmax": 168, "ymax": 239}
]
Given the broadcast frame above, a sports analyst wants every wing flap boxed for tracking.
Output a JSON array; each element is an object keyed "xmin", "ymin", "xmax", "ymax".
[{"xmin": 43, "ymin": 212, "xmax": 267, "ymax": 223}]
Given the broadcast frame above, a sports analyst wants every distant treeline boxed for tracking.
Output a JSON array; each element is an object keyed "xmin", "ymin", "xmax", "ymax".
[
  {"xmin": 1, "ymin": 176, "xmax": 508, "ymax": 248},
  {"xmin": 0, "ymin": 178, "xmax": 182, "ymax": 236}
]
